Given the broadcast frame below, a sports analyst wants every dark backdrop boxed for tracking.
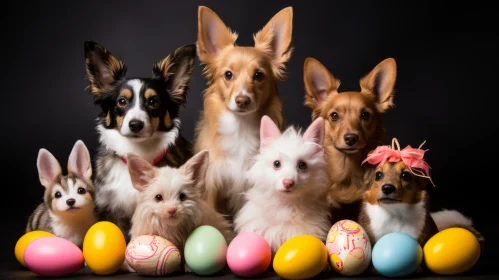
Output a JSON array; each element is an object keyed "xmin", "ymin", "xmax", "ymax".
[{"xmin": 4, "ymin": 0, "xmax": 497, "ymax": 274}]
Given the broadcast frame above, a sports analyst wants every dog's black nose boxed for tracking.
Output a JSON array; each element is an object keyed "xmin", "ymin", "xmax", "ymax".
[
  {"xmin": 66, "ymin": 199, "xmax": 76, "ymax": 207},
  {"xmin": 381, "ymin": 184, "xmax": 396, "ymax": 195},
  {"xmin": 129, "ymin": 120, "xmax": 144, "ymax": 133},
  {"xmin": 235, "ymin": 95, "xmax": 251, "ymax": 109},
  {"xmin": 344, "ymin": 133, "xmax": 358, "ymax": 146}
]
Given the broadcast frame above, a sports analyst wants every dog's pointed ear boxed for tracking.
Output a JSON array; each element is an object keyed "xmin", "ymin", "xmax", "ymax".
[
  {"xmin": 260, "ymin": 115, "xmax": 281, "ymax": 152},
  {"xmin": 254, "ymin": 7, "xmax": 293, "ymax": 80},
  {"xmin": 67, "ymin": 140, "xmax": 92, "ymax": 181},
  {"xmin": 37, "ymin": 148, "xmax": 62, "ymax": 188},
  {"xmin": 182, "ymin": 150, "xmax": 209, "ymax": 193},
  {"xmin": 303, "ymin": 57, "xmax": 340, "ymax": 110},
  {"xmin": 84, "ymin": 41, "xmax": 127, "ymax": 98},
  {"xmin": 303, "ymin": 117, "xmax": 325, "ymax": 154},
  {"xmin": 153, "ymin": 44, "xmax": 196, "ymax": 105},
  {"xmin": 197, "ymin": 6, "xmax": 237, "ymax": 64},
  {"xmin": 127, "ymin": 154, "xmax": 156, "ymax": 192},
  {"xmin": 360, "ymin": 58, "xmax": 397, "ymax": 112}
]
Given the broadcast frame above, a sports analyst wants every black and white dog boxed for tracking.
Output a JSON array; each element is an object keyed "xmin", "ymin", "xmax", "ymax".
[{"xmin": 84, "ymin": 41, "xmax": 195, "ymax": 239}]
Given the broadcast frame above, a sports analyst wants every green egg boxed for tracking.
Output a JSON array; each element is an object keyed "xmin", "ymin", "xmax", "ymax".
[{"xmin": 184, "ymin": 225, "xmax": 228, "ymax": 275}]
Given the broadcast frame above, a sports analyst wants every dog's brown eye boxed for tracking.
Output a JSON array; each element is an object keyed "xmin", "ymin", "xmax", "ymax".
[
  {"xmin": 179, "ymin": 193, "xmax": 186, "ymax": 201},
  {"xmin": 254, "ymin": 71, "xmax": 264, "ymax": 81},
  {"xmin": 375, "ymin": 172, "xmax": 384, "ymax": 181},
  {"xmin": 55, "ymin": 192, "xmax": 62, "ymax": 198},
  {"xmin": 361, "ymin": 111, "xmax": 371, "ymax": 120},
  {"xmin": 148, "ymin": 97, "xmax": 160, "ymax": 108},
  {"xmin": 117, "ymin": 97, "xmax": 128, "ymax": 107},
  {"xmin": 401, "ymin": 171, "xmax": 412, "ymax": 181},
  {"xmin": 273, "ymin": 160, "xmax": 281, "ymax": 169},
  {"xmin": 330, "ymin": 112, "xmax": 339, "ymax": 121},
  {"xmin": 298, "ymin": 161, "xmax": 307, "ymax": 170},
  {"xmin": 224, "ymin": 71, "xmax": 233, "ymax": 81},
  {"xmin": 155, "ymin": 194, "xmax": 163, "ymax": 202},
  {"xmin": 77, "ymin": 187, "xmax": 86, "ymax": 194}
]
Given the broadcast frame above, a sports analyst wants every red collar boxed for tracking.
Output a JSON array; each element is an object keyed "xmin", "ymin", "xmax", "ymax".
[{"xmin": 120, "ymin": 150, "xmax": 167, "ymax": 166}]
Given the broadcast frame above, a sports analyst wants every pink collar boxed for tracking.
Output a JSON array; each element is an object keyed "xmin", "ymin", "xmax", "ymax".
[{"xmin": 120, "ymin": 150, "xmax": 167, "ymax": 166}]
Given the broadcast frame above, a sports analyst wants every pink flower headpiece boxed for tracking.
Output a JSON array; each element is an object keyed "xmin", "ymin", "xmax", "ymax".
[{"xmin": 362, "ymin": 138, "xmax": 435, "ymax": 187}]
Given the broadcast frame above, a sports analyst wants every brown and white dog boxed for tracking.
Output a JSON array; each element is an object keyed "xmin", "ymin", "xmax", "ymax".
[
  {"xmin": 303, "ymin": 57, "xmax": 397, "ymax": 221},
  {"xmin": 193, "ymin": 6, "xmax": 293, "ymax": 219}
]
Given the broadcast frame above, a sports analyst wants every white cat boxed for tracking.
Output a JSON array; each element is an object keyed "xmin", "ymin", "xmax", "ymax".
[{"xmin": 234, "ymin": 116, "xmax": 331, "ymax": 253}]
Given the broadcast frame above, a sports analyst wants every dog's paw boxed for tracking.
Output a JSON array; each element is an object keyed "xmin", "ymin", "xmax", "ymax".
[
  {"xmin": 184, "ymin": 264, "xmax": 192, "ymax": 273},
  {"xmin": 120, "ymin": 261, "xmax": 135, "ymax": 273}
]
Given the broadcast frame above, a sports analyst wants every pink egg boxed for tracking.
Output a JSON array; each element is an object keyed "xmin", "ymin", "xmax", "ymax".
[
  {"xmin": 226, "ymin": 232, "xmax": 271, "ymax": 277},
  {"xmin": 24, "ymin": 236, "xmax": 84, "ymax": 277}
]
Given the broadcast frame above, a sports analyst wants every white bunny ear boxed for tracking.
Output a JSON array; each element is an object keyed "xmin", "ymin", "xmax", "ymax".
[
  {"xmin": 260, "ymin": 115, "xmax": 281, "ymax": 152},
  {"xmin": 68, "ymin": 140, "xmax": 92, "ymax": 181},
  {"xmin": 37, "ymin": 148, "xmax": 62, "ymax": 188},
  {"xmin": 303, "ymin": 117, "xmax": 325, "ymax": 154}
]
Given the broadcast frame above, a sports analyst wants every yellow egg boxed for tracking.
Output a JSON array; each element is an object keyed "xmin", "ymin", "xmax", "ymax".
[
  {"xmin": 325, "ymin": 220, "xmax": 372, "ymax": 276},
  {"xmin": 83, "ymin": 221, "xmax": 126, "ymax": 275},
  {"xmin": 423, "ymin": 227, "xmax": 480, "ymax": 275},
  {"xmin": 273, "ymin": 234, "xmax": 328, "ymax": 280},
  {"xmin": 15, "ymin": 231, "xmax": 54, "ymax": 267}
]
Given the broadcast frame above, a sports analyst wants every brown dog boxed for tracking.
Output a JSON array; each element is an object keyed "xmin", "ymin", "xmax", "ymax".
[{"xmin": 303, "ymin": 57, "xmax": 397, "ymax": 221}]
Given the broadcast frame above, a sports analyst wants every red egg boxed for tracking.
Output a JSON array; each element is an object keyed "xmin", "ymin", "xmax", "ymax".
[{"xmin": 24, "ymin": 236, "xmax": 84, "ymax": 277}]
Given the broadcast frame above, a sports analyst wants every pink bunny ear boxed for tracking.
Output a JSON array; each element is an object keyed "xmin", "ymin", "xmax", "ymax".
[
  {"xmin": 260, "ymin": 115, "xmax": 281, "ymax": 152},
  {"xmin": 303, "ymin": 117, "xmax": 325, "ymax": 153}
]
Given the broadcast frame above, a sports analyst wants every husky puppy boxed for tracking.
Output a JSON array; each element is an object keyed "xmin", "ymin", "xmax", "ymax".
[{"xmin": 26, "ymin": 140, "xmax": 97, "ymax": 248}]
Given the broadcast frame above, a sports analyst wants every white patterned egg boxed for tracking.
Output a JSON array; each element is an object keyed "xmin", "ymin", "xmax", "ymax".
[
  {"xmin": 125, "ymin": 235, "xmax": 181, "ymax": 275},
  {"xmin": 325, "ymin": 220, "xmax": 372, "ymax": 276}
]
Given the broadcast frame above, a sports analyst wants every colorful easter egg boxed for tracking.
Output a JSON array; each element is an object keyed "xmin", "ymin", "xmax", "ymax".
[
  {"xmin": 125, "ymin": 235, "xmax": 181, "ymax": 275},
  {"xmin": 226, "ymin": 232, "xmax": 272, "ymax": 277},
  {"xmin": 423, "ymin": 227, "xmax": 480, "ymax": 275},
  {"xmin": 24, "ymin": 236, "xmax": 84, "ymax": 277},
  {"xmin": 325, "ymin": 220, "xmax": 371, "ymax": 276},
  {"xmin": 372, "ymin": 232, "xmax": 422, "ymax": 277},
  {"xmin": 14, "ymin": 230, "xmax": 54, "ymax": 267},
  {"xmin": 83, "ymin": 221, "xmax": 126, "ymax": 275},
  {"xmin": 273, "ymin": 234, "xmax": 328, "ymax": 280},
  {"xmin": 184, "ymin": 225, "xmax": 228, "ymax": 275}
]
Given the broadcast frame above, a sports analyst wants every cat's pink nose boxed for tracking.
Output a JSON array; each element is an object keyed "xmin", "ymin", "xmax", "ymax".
[
  {"xmin": 282, "ymin": 179, "xmax": 295, "ymax": 189},
  {"xmin": 167, "ymin": 207, "xmax": 177, "ymax": 214}
]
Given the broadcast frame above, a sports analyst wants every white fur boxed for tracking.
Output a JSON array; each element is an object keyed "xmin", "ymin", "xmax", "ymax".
[
  {"xmin": 95, "ymin": 118, "xmax": 181, "ymax": 220},
  {"xmin": 234, "ymin": 126, "xmax": 330, "ymax": 253},
  {"xmin": 120, "ymin": 80, "xmax": 151, "ymax": 137},
  {"xmin": 364, "ymin": 202, "xmax": 426, "ymax": 242},
  {"xmin": 206, "ymin": 112, "xmax": 260, "ymax": 215},
  {"xmin": 430, "ymin": 209, "xmax": 473, "ymax": 231}
]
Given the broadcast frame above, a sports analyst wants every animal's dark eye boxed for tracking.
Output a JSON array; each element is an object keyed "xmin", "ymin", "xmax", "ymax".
[
  {"xmin": 254, "ymin": 71, "xmax": 264, "ymax": 81},
  {"xmin": 298, "ymin": 161, "xmax": 307, "ymax": 170},
  {"xmin": 375, "ymin": 172, "xmax": 384, "ymax": 181},
  {"xmin": 331, "ymin": 112, "xmax": 339, "ymax": 121},
  {"xmin": 55, "ymin": 192, "xmax": 62, "ymax": 198},
  {"xmin": 224, "ymin": 71, "xmax": 233, "ymax": 80},
  {"xmin": 148, "ymin": 97, "xmax": 160, "ymax": 108},
  {"xmin": 401, "ymin": 171, "xmax": 412, "ymax": 181},
  {"xmin": 77, "ymin": 187, "xmax": 86, "ymax": 194},
  {"xmin": 155, "ymin": 194, "xmax": 163, "ymax": 202},
  {"xmin": 361, "ymin": 111, "xmax": 371, "ymax": 120},
  {"xmin": 179, "ymin": 193, "xmax": 186, "ymax": 201},
  {"xmin": 273, "ymin": 160, "xmax": 281, "ymax": 169},
  {"xmin": 117, "ymin": 97, "xmax": 128, "ymax": 107}
]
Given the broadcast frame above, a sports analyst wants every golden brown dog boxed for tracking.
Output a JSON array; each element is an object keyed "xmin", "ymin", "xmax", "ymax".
[
  {"xmin": 194, "ymin": 6, "xmax": 293, "ymax": 219},
  {"xmin": 303, "ymin": 57, "xmax": 397, "ymax": 221}
]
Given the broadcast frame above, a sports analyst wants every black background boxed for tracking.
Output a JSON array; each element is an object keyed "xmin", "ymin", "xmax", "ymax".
[{"xmin": 3, "ymin": 0, "xmax": 498, "ymax": 278}]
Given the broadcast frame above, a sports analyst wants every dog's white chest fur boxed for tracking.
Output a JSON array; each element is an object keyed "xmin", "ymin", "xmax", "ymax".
[
  {"xmin": 95, "ymin": 161, "xmax": 138, "ymax": 219},
  {"xmin": 49, "ymin": 209, "xmax": 96, "ymax": 247},
  {"xmin": 365, "ymin": 202, "xmax": 426, "ymax": 242}
]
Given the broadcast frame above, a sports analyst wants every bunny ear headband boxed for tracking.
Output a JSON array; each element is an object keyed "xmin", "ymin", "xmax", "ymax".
[{"xmin": 361, "ymin": 138, "xmax": 436, "ymax": 187}]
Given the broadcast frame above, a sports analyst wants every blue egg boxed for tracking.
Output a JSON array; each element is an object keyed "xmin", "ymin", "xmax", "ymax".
[{"xmin": 372, "ymin": 232, "xmax": 423, "ymax": 277}]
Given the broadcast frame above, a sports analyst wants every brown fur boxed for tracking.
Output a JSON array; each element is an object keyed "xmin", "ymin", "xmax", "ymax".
[
  {"xmin": 303, "ymin": 57, "xmax": 397, "ymax": 222},
  {"xmin": 193, "ymin": 6, "xmax": 293, "ymax": 216}
]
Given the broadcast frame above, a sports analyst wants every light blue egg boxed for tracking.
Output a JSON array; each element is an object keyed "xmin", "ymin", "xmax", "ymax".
[{"xmin": 372, "ymin": 232, "xmax": 423, "ymax": 277}]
